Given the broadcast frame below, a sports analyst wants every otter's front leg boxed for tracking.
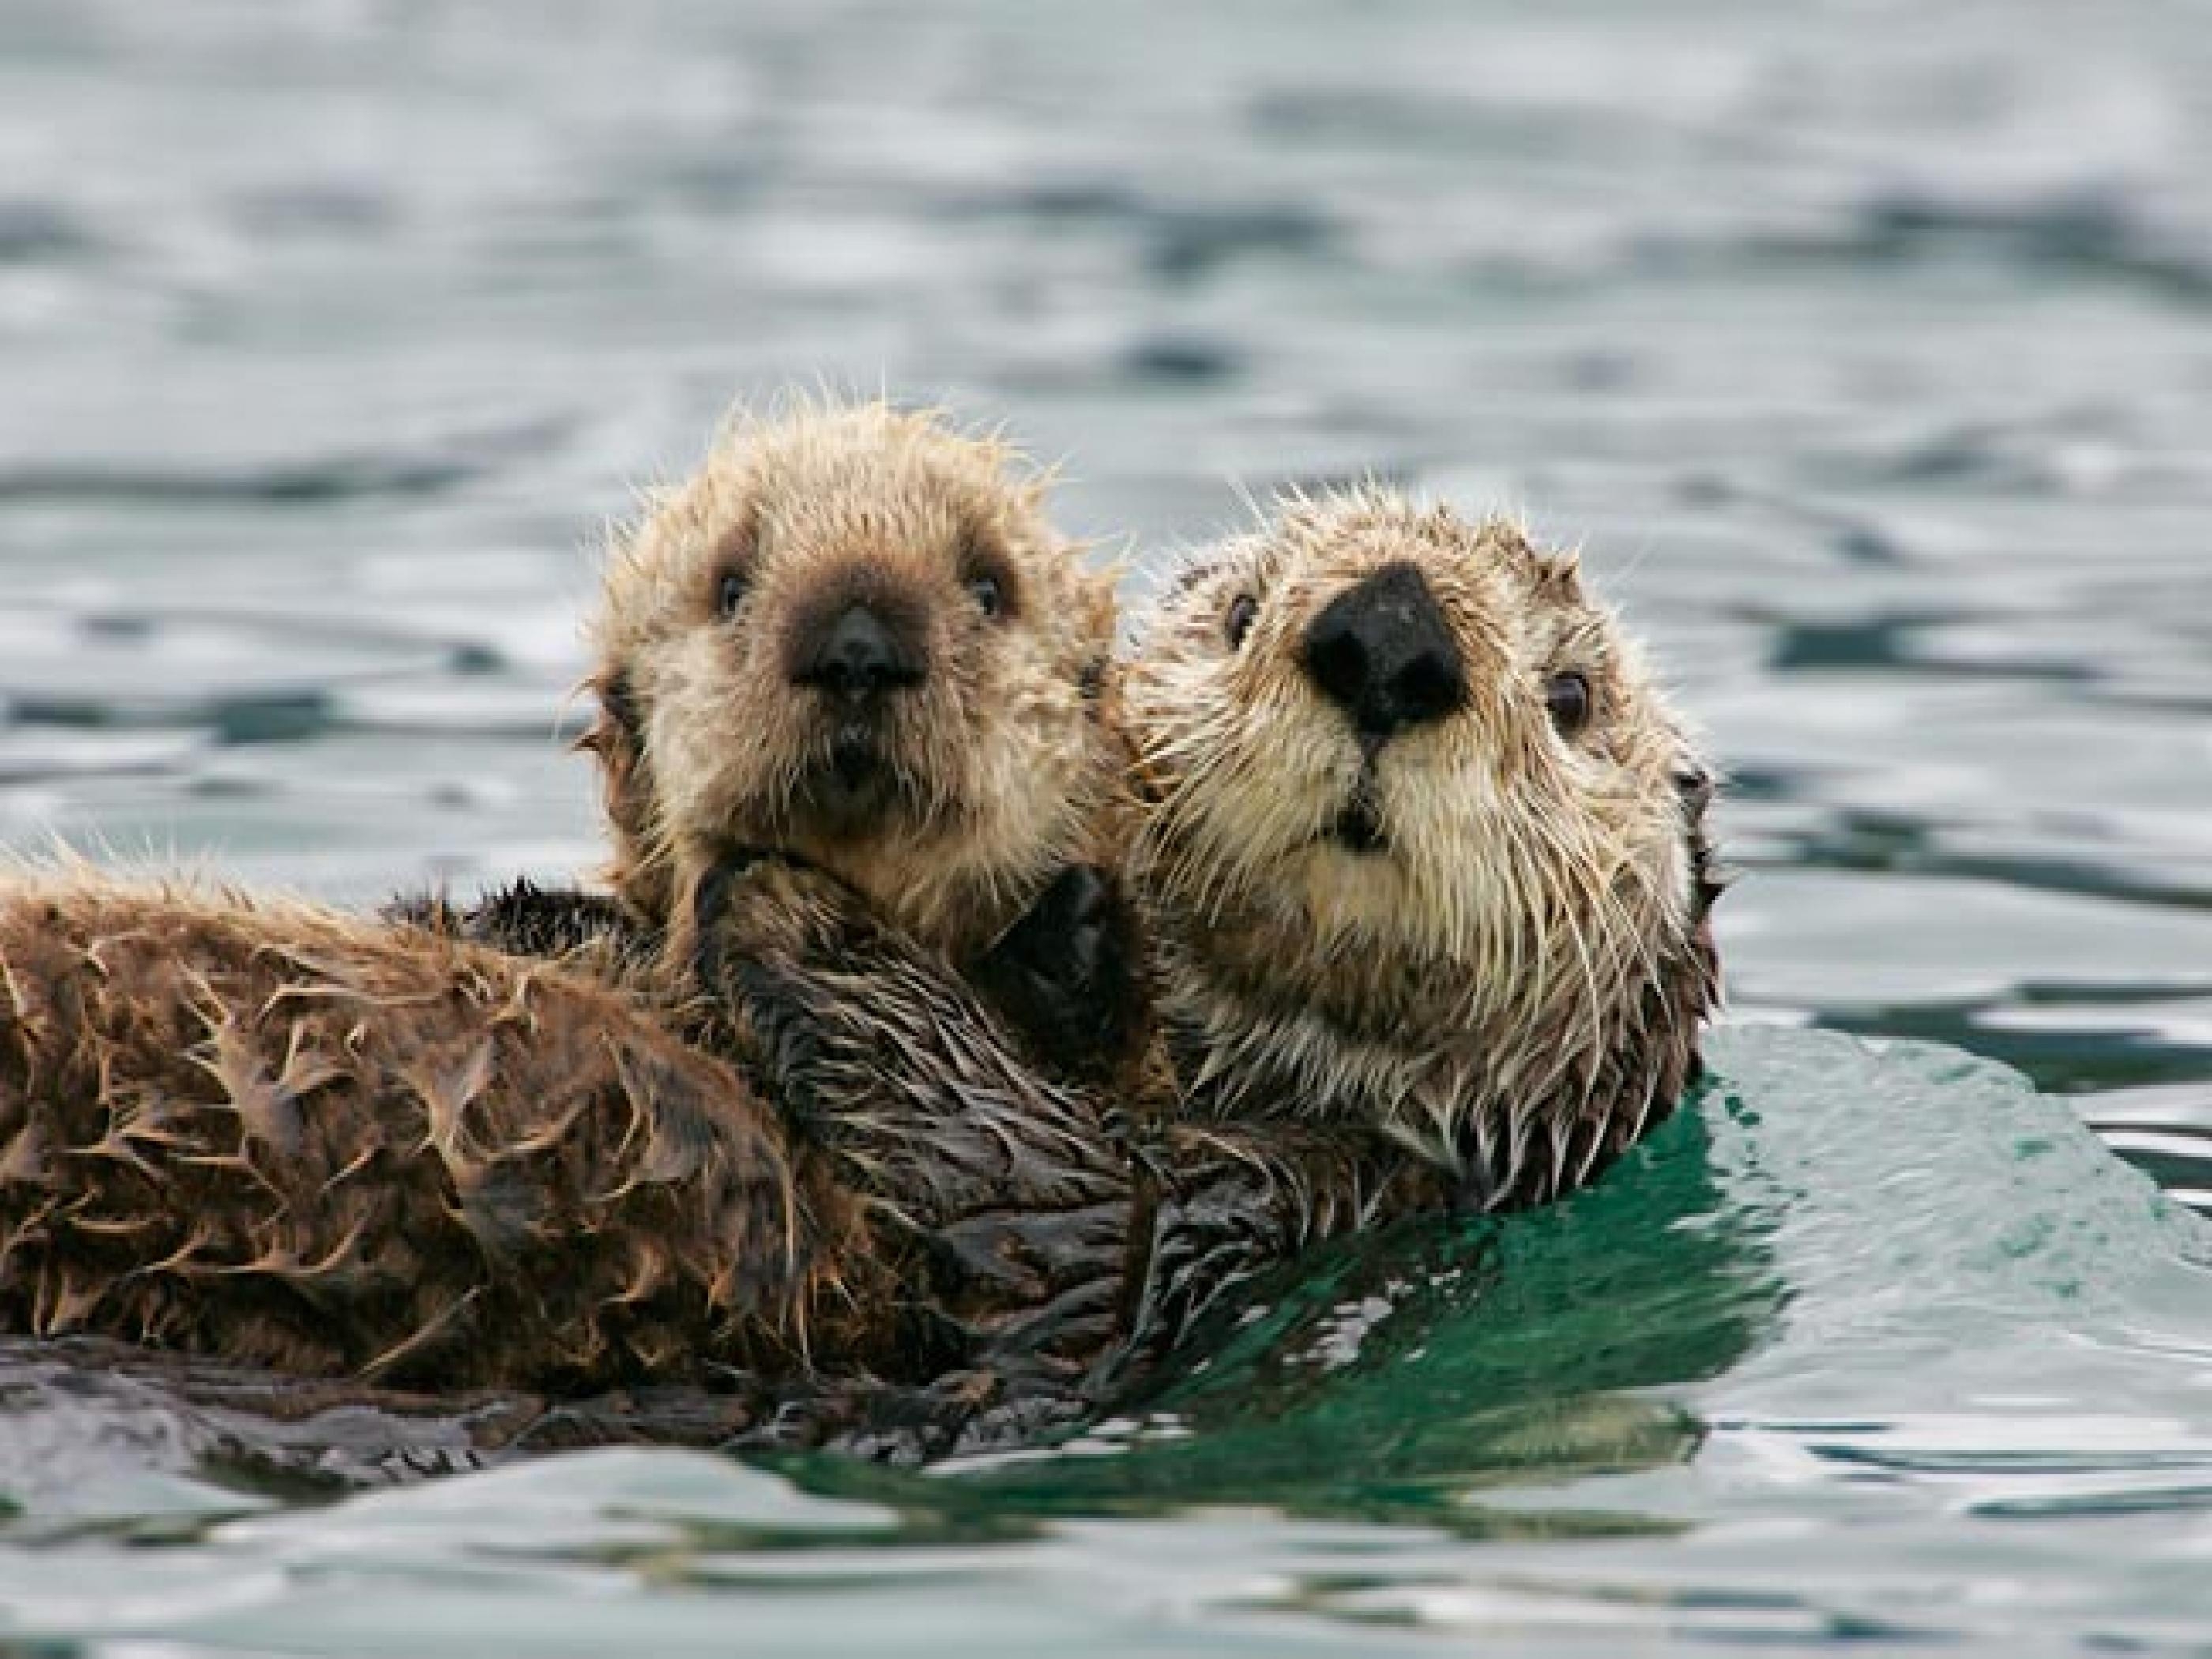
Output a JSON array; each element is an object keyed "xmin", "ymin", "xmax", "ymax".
[
  {"xmin": 675, "ymin": 852, "xmax": 1015, "ymax": 1161},
  {"xmin": 384, "ymin": 880, "xmax": 658, "ymax": 978},
  {"xmin": 675, "ymin": 852, "xmax": 881, "ymax": 1138},
  {"xmin": 680, "ymin": 852, "xmax": 1148, "ymax": 1132},
  {"xmin": 678, "ymin": 852, "xmax": 1132, "ymax": 1360}
]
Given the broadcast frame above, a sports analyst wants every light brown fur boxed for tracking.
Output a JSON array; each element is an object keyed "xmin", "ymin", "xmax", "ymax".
[
  {"xmin": 0, "ymin": 459, "xmax": 1714, "ymax": 1451},
  {"xmin": 581, "ymin": 400, "xmax": 1127, "ymax": 965},
  {"xmin": 1125, "ymin": 489, "xmax": 1721, "ymax": 1207},
  {"xmin": 690, "ymin": 487, "xmax": 1723, "ymax": 1441},
  {"xmin": 0, "ymin": 401, "xmax": 1141, "ymax": 1405}
]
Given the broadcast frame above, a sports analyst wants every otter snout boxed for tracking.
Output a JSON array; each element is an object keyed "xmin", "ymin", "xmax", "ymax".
[
  {"xmin": 789, "ymin": 597, "xmax": 928, "ymax": 705},
  {"xmin": 1300, "ymin": 561, "xmax": 1466, "ymax": 742}
]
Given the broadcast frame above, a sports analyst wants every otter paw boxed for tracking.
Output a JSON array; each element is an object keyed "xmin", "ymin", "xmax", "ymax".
[
  {"xmin": 972, "ymin": 865, "xmax": 1142, "ymax": 1082},
  {"xmin": 686, "ymin": 852, "xmax": 892, "ymax": 1138}
]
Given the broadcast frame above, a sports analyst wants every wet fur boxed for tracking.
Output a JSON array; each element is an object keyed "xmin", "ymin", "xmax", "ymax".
[
  {"xmin": 0, "ymin": 473, "xmax": 1715, "ymax": 1452},
  {"xmin": 0, "ymin": 401, "xmax": 1148, "ymax": 1407},
  {"xmin": 0, "ymin": 870, "xmax": 874, "ymax": 1393},
  {"xmin": 656, "ymin": 489, "xmax": 1724, "ymax": 1444},
  {"xmin": 0, "ymin": 863, "xmax": 1152, "ymax": 1429}
]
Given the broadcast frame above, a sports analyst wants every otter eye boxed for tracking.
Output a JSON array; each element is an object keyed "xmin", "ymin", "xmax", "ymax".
[
  {"xmin": 1224, "ymin": 593, "xmax": 1259, "ymax": 649},
  {"xmin": 968, "ymin": 574, "xmax": 1004, "ymax": 619},
  {"xmin": 716, "ymin": 570, "xmax": 747, "ymax": 618},
  {"xmin": 1546, "ymin": 671, "xmax": 1592, "ymax": 738}
]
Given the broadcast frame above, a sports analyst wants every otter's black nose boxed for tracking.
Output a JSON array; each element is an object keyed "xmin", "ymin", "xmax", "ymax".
[
  {"xmin": 793, "ymin": 603, "xmax": 926, "ymax": 701},
  {"xmin": 1300, "ymin": 562, "xmax": 1466, "ymax": 741}
]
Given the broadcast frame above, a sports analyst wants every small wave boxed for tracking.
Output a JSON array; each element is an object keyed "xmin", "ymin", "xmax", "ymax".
[
  {"xmin": 11, "ymin": 690, "xmax": 338, "ymax": 746},
  {"xmin": 0, "ymin": 418, "xmax": 572, "ymax": 510},
  {"xmin": 0, "ymin": 201, "xmax": 100, "ymax": 265},
  {"xmin": 1634, "ymin": 183, "xmax": 2212, "ymax": 309},
  {"xmin": 0, "ymin": 458, "xmax": 477, "ymax": 508},
  {"xmin": 967, "ymin": 180, "xmax": 1337, "ymax": 281},
  {"xmin": 1119, "ymin": 333, "xmax": 1243, "ymax": 386},
  {"xmin": 1850, "ymin": 184, "xmax": 2212, "ymax": 303}
]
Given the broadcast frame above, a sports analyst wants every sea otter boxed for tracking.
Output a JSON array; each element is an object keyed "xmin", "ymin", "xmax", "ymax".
[
  {"xmin": 0, "ymin": 401, "xmax": 1142, "ymax": 1394},
  {"xmin": 403, "ymin": 397, "xmax": 1144, "ymax": 1082},
  {"xmin": 1127, "ymin": 490, "xmax": 1721, "ymax": 1208}
]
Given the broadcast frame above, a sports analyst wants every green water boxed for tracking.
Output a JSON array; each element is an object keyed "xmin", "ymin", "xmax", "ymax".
[{"xmin": 6, "ymin": 0, "xmax": 2212, "ymax": 1650}]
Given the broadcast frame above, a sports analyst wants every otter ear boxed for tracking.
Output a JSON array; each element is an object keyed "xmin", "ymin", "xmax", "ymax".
[
  {"xmin": 1673, "ymin": 762, "xmax": 1716, "ymax": 819},
  {"xmin": 1474, "ymin": 516, "xmax": 1556, "ymax": 581},
  {"xmin": 576, "ymin": 667, "xmax": 656, "ymax": 865},
  {"xmin": 1532, "ymin": 550, "xmax": 1584, "ymax": 600}
]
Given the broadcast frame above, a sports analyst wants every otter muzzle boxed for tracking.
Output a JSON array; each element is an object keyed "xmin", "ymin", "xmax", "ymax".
[{"xmin": 1300, "ymin": 562, "xmax": 1467, "ymax": 743}]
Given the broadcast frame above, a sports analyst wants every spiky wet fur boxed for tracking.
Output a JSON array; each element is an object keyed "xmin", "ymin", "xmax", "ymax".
[
  {"xmin": 0, "ymin": 401, "xmax": 1146, "ymax": 1412},
  {"xmin": 1127, "ymin": 491, "xmax": 1722, "ymax": 1209},
  {"xmin": 581, "ymin": 398, "xmax": 1127, "ymax": 967},
  {"xmin": 0, "ymin": 867, "xmax": 902, "ymax": 1394},
  {"xmin": 0, "ymin": 860, "xmax": 1167, "ymax": 1443}
]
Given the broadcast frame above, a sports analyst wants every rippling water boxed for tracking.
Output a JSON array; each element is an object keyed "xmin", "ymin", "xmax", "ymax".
[{"xmin": 5, "ymin": 2, "xmax": 2212, "ymax": 1652}]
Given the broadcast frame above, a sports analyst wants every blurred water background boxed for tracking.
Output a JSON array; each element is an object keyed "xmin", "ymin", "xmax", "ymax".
[{"xmin": 4, "ymin": 2, "xmax": 2212, "ymax": 1653}]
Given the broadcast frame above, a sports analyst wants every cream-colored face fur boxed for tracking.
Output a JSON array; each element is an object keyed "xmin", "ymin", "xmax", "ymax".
[
  {"xmin": 1128, "ymin": 490, "xmax": 1714, "ymax": 1176},
  {"xmin": 585, "ymin": 402, "xmax": 1121, "ymax": 958}
]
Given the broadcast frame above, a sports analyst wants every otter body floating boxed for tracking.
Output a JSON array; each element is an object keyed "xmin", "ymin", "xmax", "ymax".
[
  {"xmin": 0, "ymin": 473, "xmax": 1719, "ymax": 1458},
  {"xmin": 0, "ymin": 401, "xmax": 1145, "ymax": 1404}
]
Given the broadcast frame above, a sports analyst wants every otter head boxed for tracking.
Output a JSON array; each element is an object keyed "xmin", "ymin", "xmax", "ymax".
[
  {"xmin": 581, "ymin": 401, "xmax": 1123, "ymax": 961},
  {"xmin": 1127, "ymin": 490, "xmax": 1721, "ymax": 1208}
]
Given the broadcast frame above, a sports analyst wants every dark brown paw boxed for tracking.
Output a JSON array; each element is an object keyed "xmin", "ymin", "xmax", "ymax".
[
  {"xmin": 686, "ymin": 847, "xmax": 880, "ymax": 976},
  {"xmin": 971, "ymin": 865, "xmax": 1146, "ymax": 1083},
  {"xmin": 384, "ymin": 881, "xmax": 645, "ymax": 962}
]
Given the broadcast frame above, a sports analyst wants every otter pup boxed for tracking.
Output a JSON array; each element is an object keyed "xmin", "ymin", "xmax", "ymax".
[
  {"xmin": 596, "ymin": 401, "xmax": 1124, "ymax": 961},
  {"xmin": 0, "ymin": 402, "xmax": 1142, "ymax": 1394},
  {"xmin": 408, "ymin": 399, "xmax": 1141, "ymax": 1080}
]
